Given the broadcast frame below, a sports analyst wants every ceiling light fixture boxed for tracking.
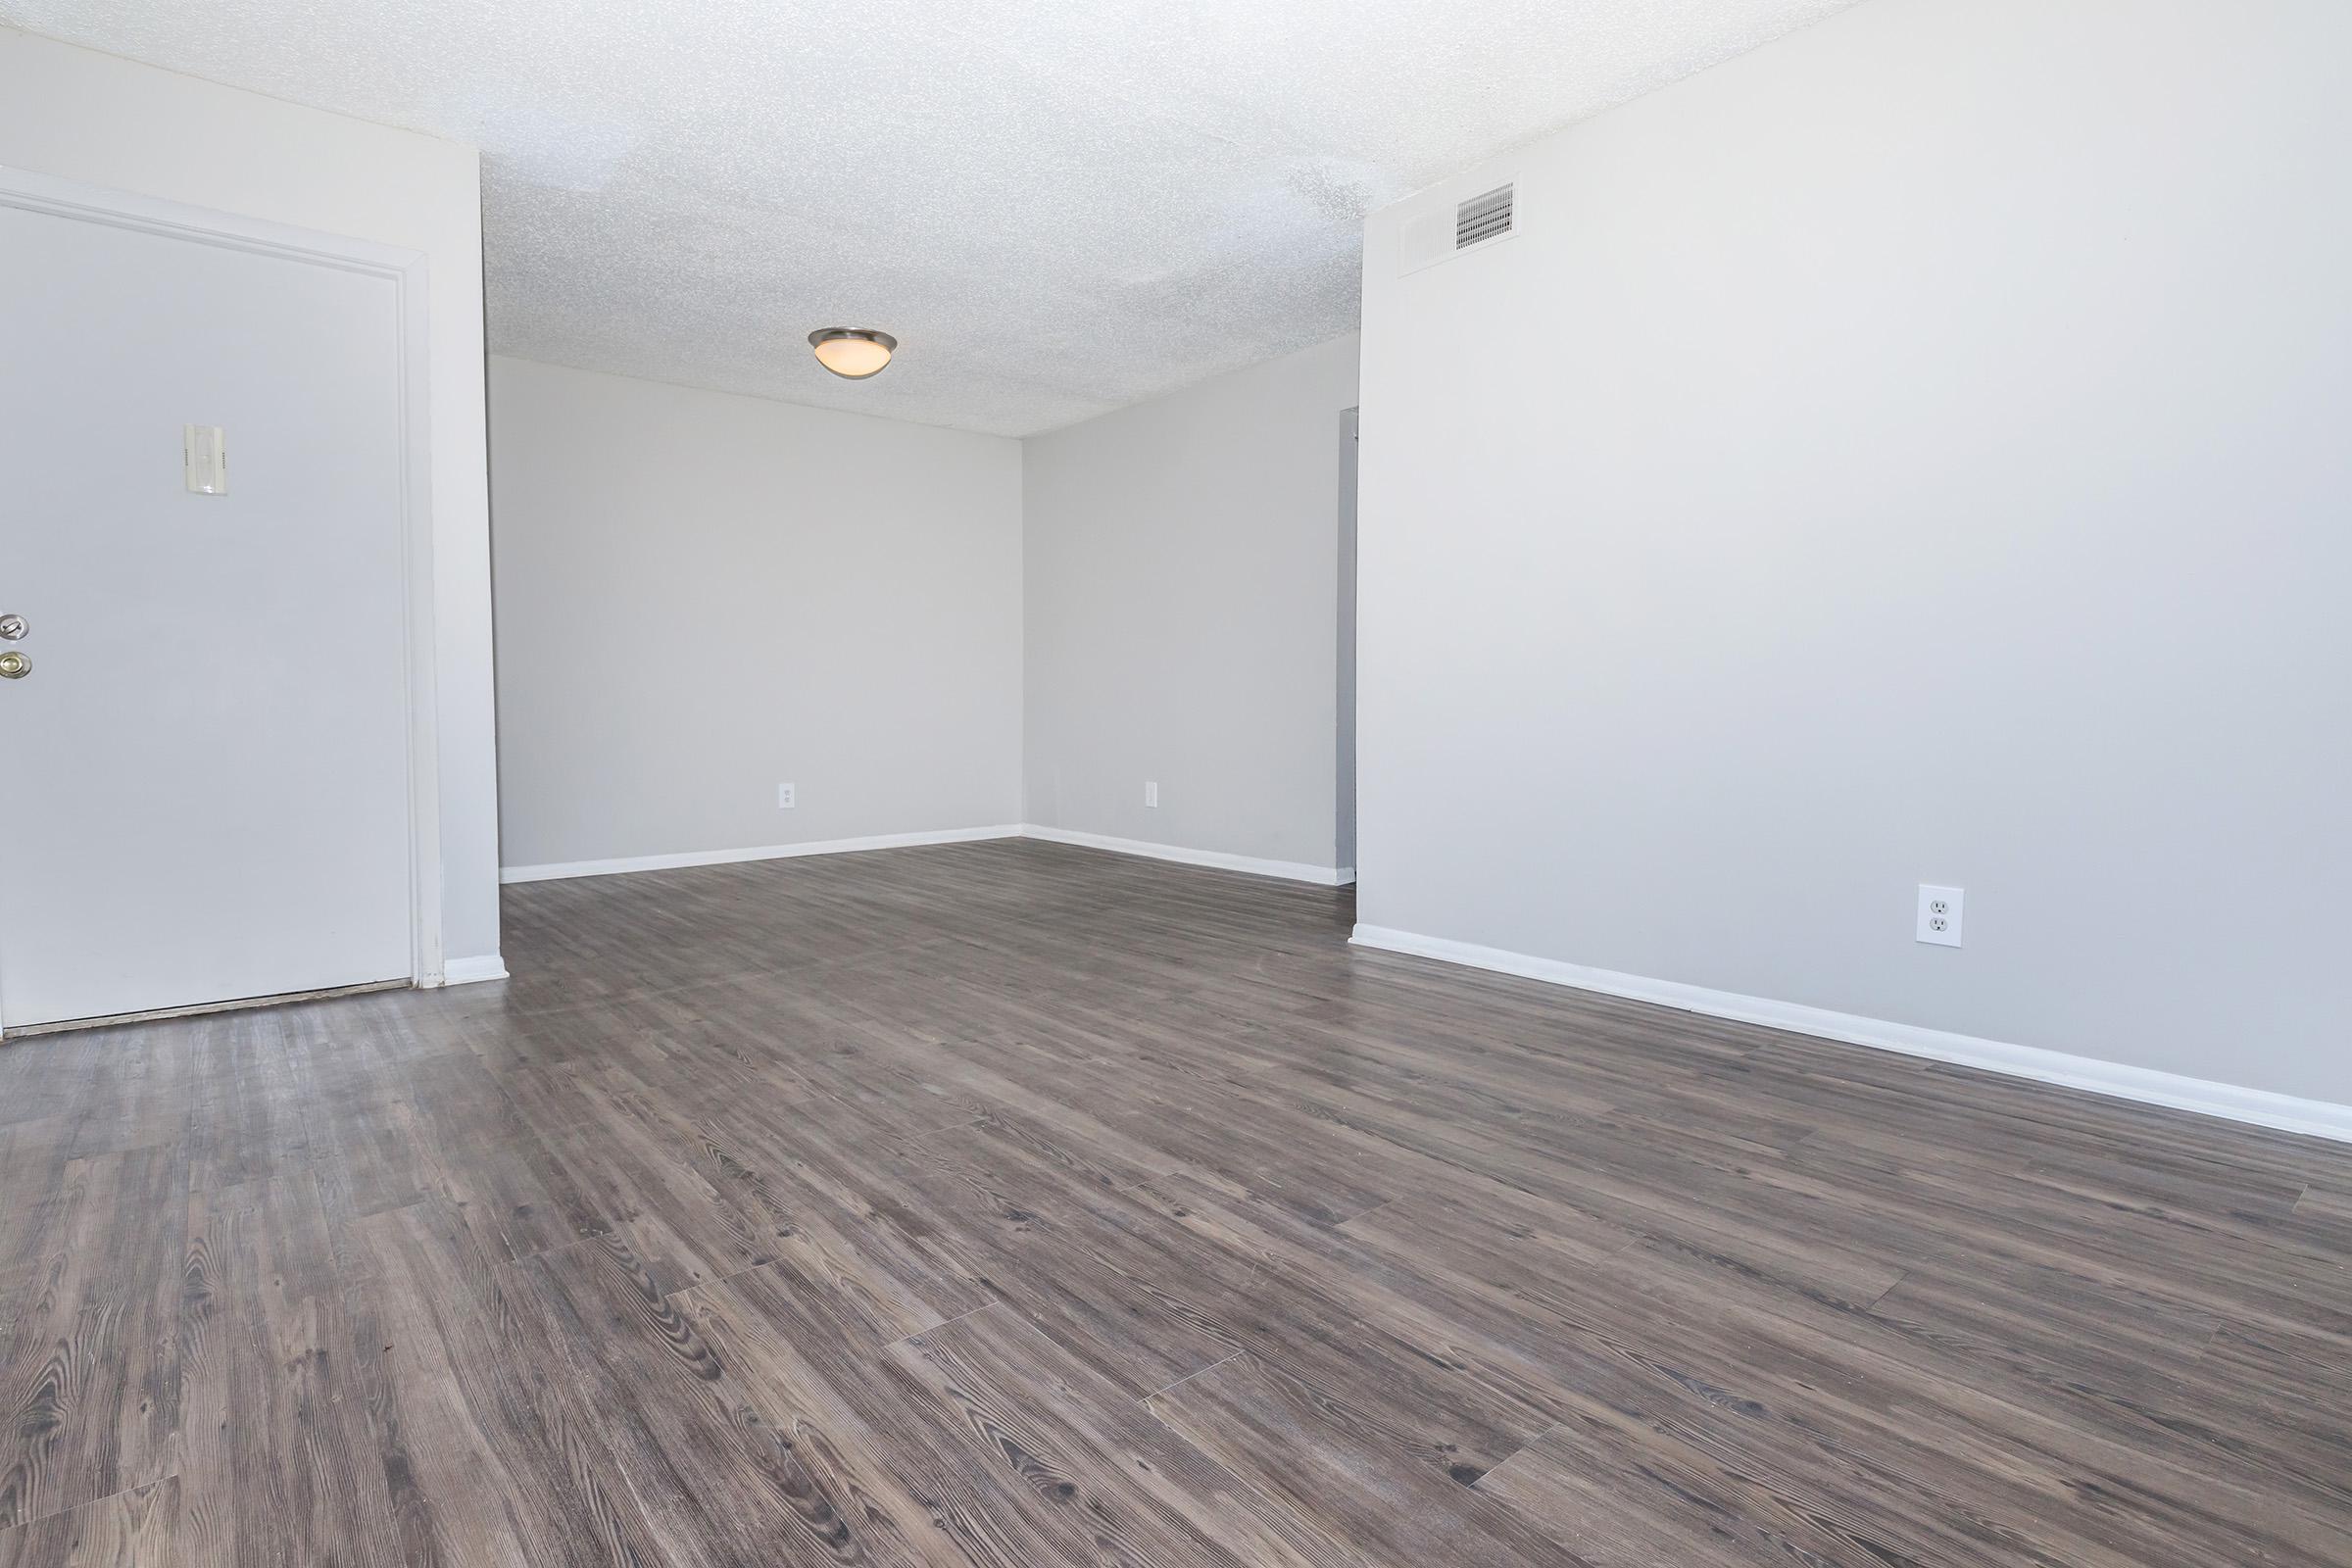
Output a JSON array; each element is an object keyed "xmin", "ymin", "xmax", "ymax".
[{"xmin": 808, "ymin": 327, "xmax": 897, "ymax": 379}]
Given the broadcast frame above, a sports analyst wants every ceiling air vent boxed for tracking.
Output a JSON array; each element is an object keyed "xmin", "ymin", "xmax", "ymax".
[
  {"xmin": 1397, "ymin": 174, "xmax": 1521, "ymax": 274},
  {"xmin": 1455, "ymin": 183, "xmax": 1514, "ymax": 249}
]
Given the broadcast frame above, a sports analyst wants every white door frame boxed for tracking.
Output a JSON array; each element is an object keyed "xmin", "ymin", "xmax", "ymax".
[{"xmin": 0, "ymin": 165, "xmax": 445, "ymax": 1003}]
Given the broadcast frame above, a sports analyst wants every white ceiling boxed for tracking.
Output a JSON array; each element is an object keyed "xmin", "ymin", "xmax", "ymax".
[{"xmin": 5, "ymin": 0, "xmax": 1858, "ymax": 436}]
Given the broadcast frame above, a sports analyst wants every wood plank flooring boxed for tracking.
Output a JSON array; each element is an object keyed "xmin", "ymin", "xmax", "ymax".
[{"xmin": 2, "ymin": 836, "xmax": 2349, "ymax": 1565}]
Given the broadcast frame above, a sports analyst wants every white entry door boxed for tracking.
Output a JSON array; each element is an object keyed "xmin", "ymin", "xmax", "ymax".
[{"xmin": 0, "ymin": 194, "xmax": 416, "ymax": 1029}]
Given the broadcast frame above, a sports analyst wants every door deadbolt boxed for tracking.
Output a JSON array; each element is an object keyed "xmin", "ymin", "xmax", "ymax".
[
  {"xmin": 0, "ymin": 614, "xmax": 23, "ymax": 640},
  {"xmin": 0, "ymin": 652, "xmax": 28, "ymax": 679}
]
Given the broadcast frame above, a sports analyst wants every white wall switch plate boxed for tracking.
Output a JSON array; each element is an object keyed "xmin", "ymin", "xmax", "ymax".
[
  {"xmin": 1917, "ymin": 884, "xmax": 1964, "ymax": 947},
  {"xmin": 183, "ymin": 424, "xmax": 227, "ymax": 494},
  {"xmin": 1144, "ymin": 781, "xmax": 1158, "ymax": 808},
  {"xmin": 777, "ymin": 782, "xmax": 796, "ymax": 808}
]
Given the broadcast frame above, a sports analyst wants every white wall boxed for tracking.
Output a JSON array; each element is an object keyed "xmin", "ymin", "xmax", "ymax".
[
  {"xmin": 1024, "ymin": 335, "xmax": 1360, "ymax": 876},
  {"xmin": 1356, "ymin": 0, "xmax": 2352, "ymax": 1106},
  {"xmin": 0, "ymin": 28, "xmax": 504, "ymax": 971},
  {"xmin": 488, "ymin": 358, "xmax": 1022, "ymax": 873}
]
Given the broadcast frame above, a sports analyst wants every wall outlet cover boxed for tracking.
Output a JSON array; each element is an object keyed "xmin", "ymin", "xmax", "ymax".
[
  {"xmin": 777, "ymin": 782, "xmax": 796, "ymax": 808},
  {"xmin": 1145, "ymin": 781, "xmax": 1158, "ymax": 808},
  {"xmin": 183, "ymin": 423, "xmax": 227, "ymax": 494},
  {"xmin": 1917, "ymin": 884, "xmax": 1964, "ymax": 947}
]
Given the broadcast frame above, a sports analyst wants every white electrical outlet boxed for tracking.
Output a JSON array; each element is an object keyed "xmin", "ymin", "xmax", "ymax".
[
  {"xmin": 1916, "ymin": 885, "xmax": 1964, "ymax": 947},
  {"xmin": 1144, "ymin": 781, "xmax": 1158, "ymax": 808},
  {"xmin": 183, "ymin": 424, "xmax": 227, "ymax": 495},
  {"xmin": 777, "ymin": 782, "xmax": 796, "ymax": 808}
]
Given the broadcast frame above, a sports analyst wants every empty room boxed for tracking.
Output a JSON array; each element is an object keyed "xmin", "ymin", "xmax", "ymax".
[{"xmin": 0, "ymin": 0, "xmax": 2345, "ymax": 1562}]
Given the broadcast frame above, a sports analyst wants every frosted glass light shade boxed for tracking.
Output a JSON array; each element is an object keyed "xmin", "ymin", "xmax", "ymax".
[{"xmin": 808, "ymin": 328, "xmax": 896, "ymax": 379}]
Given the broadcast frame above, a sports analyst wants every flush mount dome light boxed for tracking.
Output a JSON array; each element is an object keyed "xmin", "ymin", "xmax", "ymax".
[{"xmin": 808, "ymin": 327, "xmax": 897, "ymax": 379}]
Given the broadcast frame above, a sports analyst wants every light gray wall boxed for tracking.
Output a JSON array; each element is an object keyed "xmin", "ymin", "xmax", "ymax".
[
  {"xmin": 488, "ymin": 358, "xmax": 1022, "ymax": 870},
  {"xmin": 1357, "ymin": 0, "xmax": 2352, "ymax": 1103},
  {"xmin": 1023, "ymin": 335, "xmax": 1361, "ymax": 873},
  {"xmin": 0, "ymin": 28, "xmax": 504, "ymax": 968}
]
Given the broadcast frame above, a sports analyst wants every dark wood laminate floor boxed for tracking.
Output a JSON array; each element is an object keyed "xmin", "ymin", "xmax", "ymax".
[{"xmin": 2, "ymin": 839, "xmax": 2349, "ymax": 1566}]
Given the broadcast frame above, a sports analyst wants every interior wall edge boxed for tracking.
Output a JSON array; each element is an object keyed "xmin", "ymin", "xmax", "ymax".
[{"xmin": 1019, "ymin": 331, "xmax": 1361, "ymax": 872}]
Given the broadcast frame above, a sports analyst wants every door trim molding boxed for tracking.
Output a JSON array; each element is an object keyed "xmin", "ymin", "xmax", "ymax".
[
  {"xmin": 0, "ymin": 166, "xmax": 447, "ymax": 997},
  {"xmin": 441, "ymin": 954, "xmax": 510, "ymax": 985}
]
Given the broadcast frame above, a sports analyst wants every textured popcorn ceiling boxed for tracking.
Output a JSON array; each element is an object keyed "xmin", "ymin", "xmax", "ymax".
[{"xmin": 6, "ymin": 0, "xmax": 1858, "ymax": 435}]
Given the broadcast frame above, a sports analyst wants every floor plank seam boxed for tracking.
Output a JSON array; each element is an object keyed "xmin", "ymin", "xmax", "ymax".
[
  {"xmin": 0, "ymin": 1469, "xmax": 183, "ymax": 1539},
  {"xmin": 1331, "ymin": 1196, "xmax": 1398, "ymax": 1231},
  {"xmin": 903, "ymin": 1115, "xmax": 991, "ymax": 1151},
  {"xmin": 1320, "ymin": 1193, "xmax": 1397, "ymax": 1228},
  {"xmin": 1135, "ymin": 1349, "xmax": 1242, "ymax": 1404},
  {"xmin": 883, "ymin": 1298, "xmax": 998, "ymax": 1351},
  {"xmin": 657, "ymin": 1253, "xmax": 778, "ymax": 1302},
  {"xmin": 1859, "ymin": 1266, "xmax": 1909, "ymax": 1314},
  {"xmin": 1462, "ymin": 1422, "xmax": 1554, "ymax": 1494}
]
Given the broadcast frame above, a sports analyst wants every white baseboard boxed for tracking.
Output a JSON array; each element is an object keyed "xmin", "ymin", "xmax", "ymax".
[
  {"xmin": 439, "ymin": 954, "xmax": 510, "ymax": 986},
  {"xmin": 500, "ymin": 822, "xmax": 1354, "ymax": 890},
  {"xmin": 1349, "ymin": 923, "xmax": 2352, "ymax": 1146},
  {"xmin": 500, "ymin": 825, "xmax": 1023, "ymax": 885},
  {"xmin": 1020, "ymin": 824, "xmax": 1354, "ymax": 887}
]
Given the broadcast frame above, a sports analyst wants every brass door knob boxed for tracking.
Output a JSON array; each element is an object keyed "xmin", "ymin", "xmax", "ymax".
[{"xmin": 0, "ymin": 652, "xmax": 29, "ymax": 679}]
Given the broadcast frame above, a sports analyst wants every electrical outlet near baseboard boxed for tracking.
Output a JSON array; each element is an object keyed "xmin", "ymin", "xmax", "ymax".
[
  {"xmin": 1917, "ymin": 884, "xmax": 1963, "ymax": 947},
  {"xmin": 1144, "ymin": 781, "xmax": 1158, "ymax": 808},
  {"xmin": 777, "ymin": 782, "xmax": 796, "ymax": 808}
]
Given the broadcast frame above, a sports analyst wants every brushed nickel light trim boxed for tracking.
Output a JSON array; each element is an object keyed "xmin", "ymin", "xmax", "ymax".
[{"xmin": 808, "ymin": 327, "xmax": 898, "ymax": 379}]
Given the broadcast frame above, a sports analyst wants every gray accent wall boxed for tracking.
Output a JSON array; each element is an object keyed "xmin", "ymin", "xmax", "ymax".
[
  {"xmin": 1355, "ymin": 0, "xmax": 2352, "ymax": 1102},
  {"xmin": 1022, "ymin": 335, "xmax": 1362, "ymax": 874},
  {"xmin": 488, "ymin": 358, "xmax": 1022, "ymax": 871}
]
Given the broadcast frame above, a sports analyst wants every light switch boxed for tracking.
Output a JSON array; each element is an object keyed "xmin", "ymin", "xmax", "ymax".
[{"xmin": 183, "ymin": 425, "xmax": 227, "ymax": 495}]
